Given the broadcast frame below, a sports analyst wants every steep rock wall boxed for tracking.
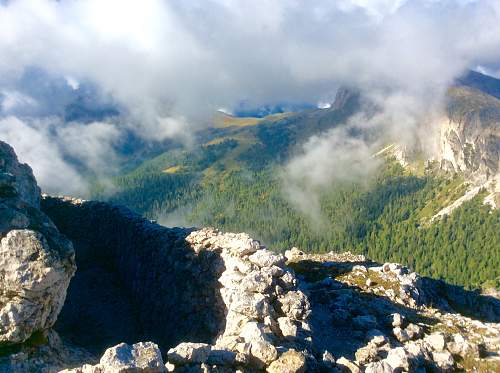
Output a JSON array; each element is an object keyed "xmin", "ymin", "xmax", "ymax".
[
  {"xmin": 440, "ymin": 86, "xmax": 500, "ymax": 182},
  {"xmin": 41, "ymin": 196, "xmax": 226, "ymax": 355}
]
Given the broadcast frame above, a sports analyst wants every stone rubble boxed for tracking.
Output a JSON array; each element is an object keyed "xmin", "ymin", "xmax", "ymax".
[
  {"xmin": 54, "ymin": 234, "xmax": 500, "ymax": 373},
  {"xmin": 59, "ymin": 342, "xmax": 165, "ymax": 373},
  {"xmin": 169, "ymin": 228, "xmax": 313, "ymax": 371},
  {"xmin": 286, "ymin": 249, "xmax": 500, "ymax": 373}
]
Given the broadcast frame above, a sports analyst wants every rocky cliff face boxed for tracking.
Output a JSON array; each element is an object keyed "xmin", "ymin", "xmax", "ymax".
[
  {"xmin": 430, "ymin": 85, "xmax": 500, "ymax": 215},
  {"xmin": 0, "ymin": 142, "xmax": 40, "ymax": 208},
  {"xmin": 0, "ymin": 141, "xmax": 75, "ymax": 346},
  {"xmin": 0, "ymin": 140, "xmax": 499, "ymax": 373},
  {"xmin": 385, "ymin": 82, "xmax": 500, "ymax": 216},
  {"xmin": 439, "ymin": 86, "xmax": 500, "ymax": 182}
]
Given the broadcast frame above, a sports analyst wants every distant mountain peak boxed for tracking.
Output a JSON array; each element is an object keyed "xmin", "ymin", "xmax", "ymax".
[{"xmin": 455, "ymin": 69, "xmax": 500, "ymax": 99}]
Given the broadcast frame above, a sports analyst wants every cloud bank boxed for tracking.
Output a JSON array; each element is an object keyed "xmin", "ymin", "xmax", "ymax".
[{"xmin": 0, "ymin": 0, "xmax": 499, "ymax": 195}]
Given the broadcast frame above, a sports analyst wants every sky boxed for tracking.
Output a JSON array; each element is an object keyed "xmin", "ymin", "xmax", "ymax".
[{"xmin": 0, "ymin": 0, "xmax": 500, "ymax": 196}]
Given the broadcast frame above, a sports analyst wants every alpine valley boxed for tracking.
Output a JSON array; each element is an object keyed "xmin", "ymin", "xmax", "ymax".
[
  {"xmin": 98, "ymin": 70, "xmax": 499, "ymax": 292},
  {"xmin": 1, "ymin": 2, "xmax": 500, "ymax": 371}
]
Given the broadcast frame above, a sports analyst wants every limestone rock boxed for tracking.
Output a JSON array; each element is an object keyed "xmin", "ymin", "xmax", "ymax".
[
  {"xmin": 221, "ymin": 310, "xmax": 253, "ymax": 337},
  {"xmin": 248, "ymin": 249, "xmax": 285, "ymax": 268},
  {"xmin": 266, "ymin": 349, "xmax": 306, "ymax": 373},
  {"xmin": 284, "ymin": 247, "xmax": 304, "ymax": 261},
  {"xmin": 223, "ymin": 256, "xmax": 255, "ymax": 274},
  {"xmin": 99, "ymin": 342, "xmax": 165, "ymax": 373},
  {"xmin": 438, "ymin": 91, "xmax": 500, "ymax": 181},
  {"xmin": 229, "ymin": 292, "xmax": 271, "ymax": 319},
  {"xmin": 431, "ymin": 351, "xmax": 454, "ymax": 371},
  {"xmin": 405, "ymin": 323, "xmax": 423, "ymax": 340},
  {"xmin": 261, "ymin": 265, "xmax": 284, "ymax": 278},
  {"xmin": 239, "ymin": 322, "xmax": 268, "ymax": 343},
  {"xmin": 277, "ymin": 317, "xmax": 298, "ymax": 338},
  {"xmin": 385, "ymin": 347, "xmax": 410, "ymax": 371},
  {"xmin": 392, "ymin": 327, "xmax": 407, "ymax": 342},
  {"xmin": 182, "ymin": 228, "xmax": 312, "ymax": 369},
  {"xmin": 0, "ymin": 229, "xmax": 75, "ymax": 343},
  {"xmin": 446, "ymin": 333, "xmax": 479, "ymax": 357},
  {"xmin": 167, "ymin": 342, "xmax": 211, "ymax": 365},
  {"xmin": 366, "ymin": 329, "xmax": 387, "ymax": 346},
  {"xmin": 206, "ymin": 349, "xmax": 248, "ymax": 366},
  {"xmin": 424, "ymin": 332, "xmax": 446, "ymax": 351},
  {"xmin": 390, "ymin": 313, "xmax": 404, "ymax": 328},
  {"xmin": 336, "ymin": 357, "xmax": 360, "ymax": 373},
  {"xmin": 59, "ymin": 365, "xmax": 103, "ymax": 373},
  {"xmin": 355, "ymin": 344, "xmax": 378, "ymax": 365},
  {"xmin": 60, "ymin": 342, "xmax": 165, "ymax": 373},
  {"xmin": 250, "ymin": 340, "xmax": 278, "ymax": 366},
  {"xmin": 364, "ymin": 361, "xmax": 394, "ymax": 373},
  {"xmin": 276, "ymin": 291, "xmax": 310, "ymax": 320},
  {"xmin": 279, "ymin": 271, "xmax": 297, "ymax": 290},
  {"xmin": 218, "ymin": 270, "xmax": 245, "ymax": 290},
  {"xmin": 240, "ymin": 271, "xmax": 273, "ymax": 293},
  {"xmin": 405, "ymin": 340, "xmax": 429, "ymax": 364},
  {"xmin": 0, "ymin": 141, "xmax": 76, "ymax": 344},
  {"xmin": 322, "ymin": 350, "xmax": 336, "ymax": 367}
]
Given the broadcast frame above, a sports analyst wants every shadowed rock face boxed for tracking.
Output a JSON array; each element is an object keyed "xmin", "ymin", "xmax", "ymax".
[{"xmin": 41, "ymin": 197, "xmax": 226, "ymax": 355}]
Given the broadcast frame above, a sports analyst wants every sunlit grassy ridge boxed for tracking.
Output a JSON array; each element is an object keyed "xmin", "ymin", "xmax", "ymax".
[
  {"xmin": 213, "ymin": 111, "xmax": 292, "ymax": 128},
  {"xmin": 162, "ymin": 165, "xmax": 182, "ymax": 174}
]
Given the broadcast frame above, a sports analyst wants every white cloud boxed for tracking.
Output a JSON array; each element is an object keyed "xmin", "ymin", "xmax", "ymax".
[
  {"xmin": 0, "ymin": 116, "xmax": 120, "ymax": 196},
  {"xmin": 317, "ymin": 102, "xmax": 332, "ymax": 109},
  {"xmin": 0, "ymin": 116, "xmax": 87, "ymax": 195},
  {"xmin": 0, "ymin": 90, "xmax": 37, "ymax": 112},
  {"xmin": 65, "ymin": 76, "xmax": 79, "ymax": 90},
  {"xmin": 0, "ymin": 0, "xmax": 499, "ymax": 196},
  {"xmin": 55, "ymin": 121, "xmax": 121, "ymax": 174},
  {"xmin": 0, "ymin": 0, "xmax": 497, "ymax": 124},
  {"xmin": 283, "ymin": 120, "xmax": 381, "ymax": 223}
]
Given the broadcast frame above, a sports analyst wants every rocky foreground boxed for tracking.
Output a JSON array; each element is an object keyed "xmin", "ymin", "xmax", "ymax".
[{"xmin": 0, "ymin": 139, "xmax": 499, "ymax": 373}]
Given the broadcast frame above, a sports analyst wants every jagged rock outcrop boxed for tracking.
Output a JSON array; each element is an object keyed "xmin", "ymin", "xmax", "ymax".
[
  {"xmin": 436, "ymin": 85, "xmax": 500, "ymax": 210},
  {"xmin": 381, "ymin": 81, "xmax": 500, "ymax": 214},
  {"xmin": 0, "ymin": 141, "xmax": 40, "ymax": 208},
  {"xmin": 0, "ymin": 141, "xmax": 76, "ymax": 345},
  {"xmin": 164, "ymin": 228, "xmax": 313, "ymax": 371},
  {"xmin": 57, "ymin": 230, "xmax": 499, "ymax": 373},
  {"xmin": 440, "ymin": 86, "xmax": 500, "ymax": 180},
  {"xmin": 286, "ymin": 250, "xmax": 500, "ymax": 372}
]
